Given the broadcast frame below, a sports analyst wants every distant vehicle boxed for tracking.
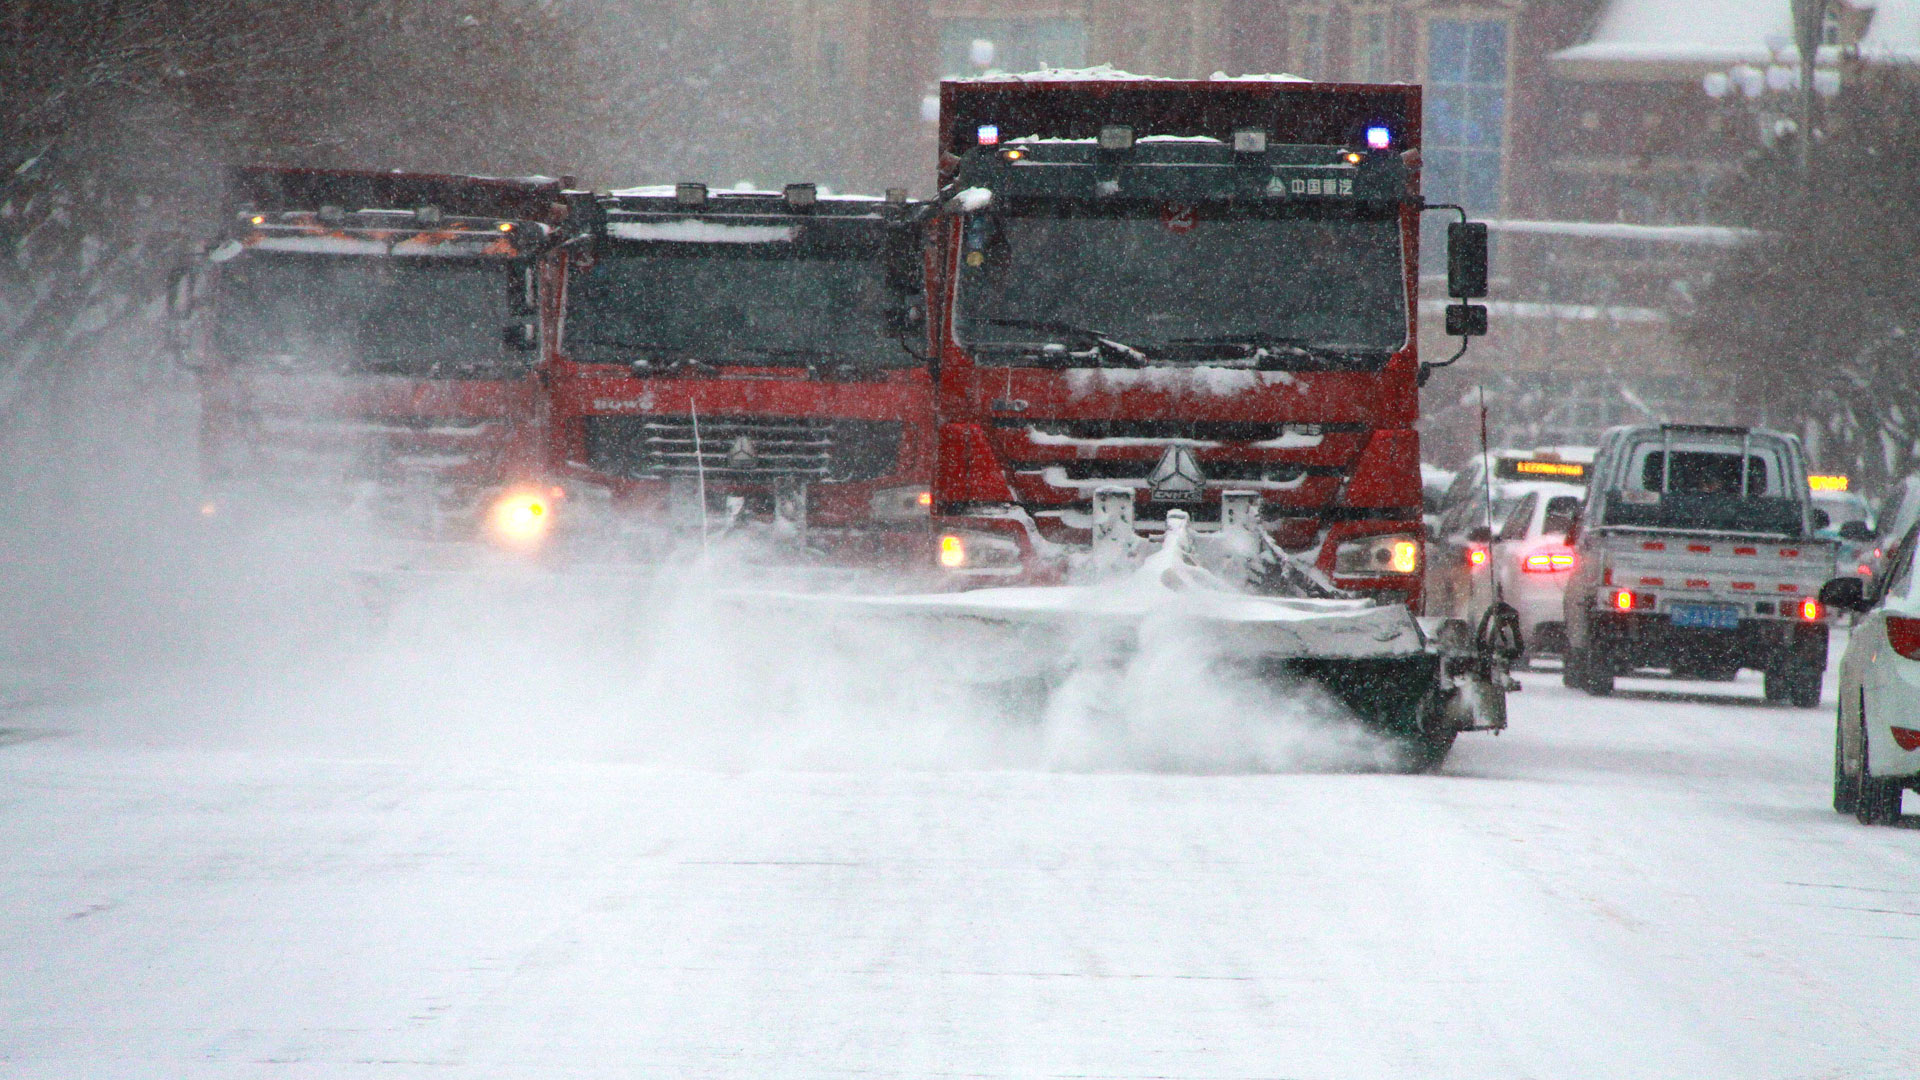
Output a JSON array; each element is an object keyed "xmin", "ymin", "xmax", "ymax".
[
  {"xmin": 1810, "ymin": 478, "xmax": 1877, "ymax": 582},
  {"xmin": 1822, "ymin": 525, "xmax": 1920, "ymax": 824},
  {"xmin": 1420, "ymin": 462, "xmax": 1456, "ymax": 536},
  {"xmin": 1563, "ymin": 424, "xmax": 1837, "ymax": 704},
  {"xmin": 1428, "ymin": 450, "xmax": 1589, "ymax": 661},
  {"xmin": 1841, "ymin": 474, "xmax": 1920, "ymax": 584}
]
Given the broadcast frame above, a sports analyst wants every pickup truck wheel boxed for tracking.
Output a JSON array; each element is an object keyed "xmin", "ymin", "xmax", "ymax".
[
  {"xmin": 1763, "ymin": 665, "xmax": 1790, "ymax": 704},
  {"xmin": 1562, "ymin": 647, "xmax": 1588, "ymax": 690},
  {"xmin": 1788, "ymin": 667, "xmax": 1823, "ymax": 709},
  {"xmin": 1833, "ymin": 701, "xmax": 1860, "ymax": 815},
  {"xmin": 1581, "ymin": 648, "xmax": 1614, "ymax": 696}
]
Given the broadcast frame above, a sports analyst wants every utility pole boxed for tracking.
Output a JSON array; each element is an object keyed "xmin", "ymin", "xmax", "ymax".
[{"xmin": 1791, "ymin": 0, "xmax": 1829, "ymax": 178}]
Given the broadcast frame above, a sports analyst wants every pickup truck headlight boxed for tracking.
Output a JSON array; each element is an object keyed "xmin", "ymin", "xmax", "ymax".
[
  {"xmin": 1334, "ymin": 533, "xmax": 1421, "ymax": 576},
  {"xmin": 870, "ymin": 486, "xmax": 933, "ymax": 522}
]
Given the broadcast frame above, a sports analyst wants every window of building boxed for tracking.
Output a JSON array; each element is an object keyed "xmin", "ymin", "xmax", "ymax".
[
  {"xmin": 1351, "ymin": 11, "xmax": 1390, "ymax": 82},
  {"xmin": 938, "ymin": 18, "xmax": 1087, "ymax": 78},
  {"xmin": 1289, "ymin": 8, "xmax": 1328, "ymax": 80},
  {"xmin": 1425, "ymin": 17, "xmax": 1509, "ymax": 214}
]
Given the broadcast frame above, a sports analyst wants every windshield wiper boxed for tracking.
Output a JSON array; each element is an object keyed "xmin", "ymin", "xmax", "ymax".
[
  {"xmin": 1171, "ymin": 334, "xmax": 1391, "ymax": 365},
  {"xmin": 983, "ymin": 318, "xmax": 1150, "ymax": 367}
]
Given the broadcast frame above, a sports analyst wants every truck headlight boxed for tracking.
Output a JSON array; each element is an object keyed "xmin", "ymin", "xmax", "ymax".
[
  {"xmin": 1333, "ymin": 533, "xmax": 1420, "ymax": 576},
  {"xmin": 870, "ymin": 486, "xmax": 933, "ymax": 522},
  {"xmin": 936, "ymin": 530, "xmax": 1021, "ymax": 570},
  {"xmin": 489, "ymin": 490, "xmax": 553, "ymax": 546}
]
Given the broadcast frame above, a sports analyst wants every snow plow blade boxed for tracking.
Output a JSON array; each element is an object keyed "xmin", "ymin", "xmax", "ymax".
[{"xmin": 741, "ymin": 511, "xmax": 1510, "ymax": 768}]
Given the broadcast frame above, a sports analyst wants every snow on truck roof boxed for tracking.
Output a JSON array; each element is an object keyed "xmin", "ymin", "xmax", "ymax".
[
  {"xmin": 606, "ymin": 185, "xmax": 886, "ymax": 202},
  {"xmin": 952, "ymin": 65, "xmax": 1309, "ymax": 84}
]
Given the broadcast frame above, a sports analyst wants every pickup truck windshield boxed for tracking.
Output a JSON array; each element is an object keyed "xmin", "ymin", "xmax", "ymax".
[
  {"xmin": 568, "ymin": 237, "xmax": 913, "ymax": 369},
  {"xmin": 957, "ymin": 206, "xmax": 1407, "ymax": 367},
  {"xmin": 214, "ymin": 254, "xmax": 525, "ymax": 379}
]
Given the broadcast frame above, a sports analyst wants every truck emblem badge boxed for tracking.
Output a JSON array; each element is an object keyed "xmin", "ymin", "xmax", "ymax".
[
  {"xmin": 727, "ymin": 436, "xmax": 759, "ymax": 469},
  {"xmin": 1148, "ymin": 446, "xmax": 1205, "ymax": 502}
]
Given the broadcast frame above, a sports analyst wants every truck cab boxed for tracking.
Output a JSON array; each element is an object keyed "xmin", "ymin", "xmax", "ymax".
[
  {"xmin": 922, "ymin": 75, "xmax": 1471, "ymax": 607},
  {"xmin": 183, "ymin": 167, "xmax": 575, "ymax": 554},
  {"xmin": 548, "ymin": 184, "xmax": 934, "ymax": 570},
  {"xmin": 1563, "ymin": 423, "xmax": 1836, "ymax": 703}
]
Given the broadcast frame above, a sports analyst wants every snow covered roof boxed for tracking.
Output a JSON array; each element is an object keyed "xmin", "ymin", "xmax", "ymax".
[
  {"xmin": 1485, "ymin": 219, "xmax": 1762, "ymax": 247},
  {"xmin": 1550, "ymin": 0, "xmax": 1872, "ymax": 80}
]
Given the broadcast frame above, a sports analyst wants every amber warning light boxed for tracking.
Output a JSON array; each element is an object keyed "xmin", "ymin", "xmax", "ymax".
[
  {"xmin": 1808, "ymin": 474, "xmax": 1849, "ymax": 492},
  {"xmin": 1511, "ymin": 460, "xmax": 1587, "ymax": 478}
]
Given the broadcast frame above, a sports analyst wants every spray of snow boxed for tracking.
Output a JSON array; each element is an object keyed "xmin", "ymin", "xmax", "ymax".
[{"xmin": 18, "ymin": 514, "xmax": 1400, "ymax": 775}]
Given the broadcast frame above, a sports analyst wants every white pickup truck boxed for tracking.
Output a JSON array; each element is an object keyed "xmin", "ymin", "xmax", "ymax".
[{"xmin": 1562, "ymin": 424, "xmax": 1838, "ymax": 706}]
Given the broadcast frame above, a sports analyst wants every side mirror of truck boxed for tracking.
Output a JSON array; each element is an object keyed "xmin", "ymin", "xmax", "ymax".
[
  {"xmin": 503, "ymin": 321, "xmax": 538, "ymax": 351},
  {"xmin": 1818, "ymin": 576, "xmax": 1870, "ymax": 613},
  {"xmin": 1839, "ymin": 520, "xmax": 1874, "ymax": 543},
  {"xmin": 1448, "ymin": 221, "xmax": 1489, "ymax": 299}
]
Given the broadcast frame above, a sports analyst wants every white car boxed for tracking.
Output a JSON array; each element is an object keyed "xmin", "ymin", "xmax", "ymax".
[
  {"xmin": 1427, "ymin": 452, "xmax": 1588, "ymax": 662},
  {"xmin": 1827, "ymin": 521, "xmax": 1920, "ymax": 825}
]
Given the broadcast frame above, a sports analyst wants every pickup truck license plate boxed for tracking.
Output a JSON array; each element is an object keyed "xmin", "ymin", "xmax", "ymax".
[{"xmin": 1670, "ymin": 602, "xmax": 1741, "ymax": 629}]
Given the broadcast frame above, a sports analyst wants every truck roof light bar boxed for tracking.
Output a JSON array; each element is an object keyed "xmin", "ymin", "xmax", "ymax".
[
  {"xmin": 783, "ymin": 183, "xmax": 818, "ymax": 208},
  {"xmin": 1231, "ymin": 128, "xmax": 1267, "ymax": 154},
  {"xmin": 977, "ymin": 124, "xmax": 1000, "ymax": 146},
  {"xmin": 1366, "ymin": 125, "xmax": 1392, "ymax": 150},
  {"xmin": 1098, "ymin": 124, "xmax": 1135, "ymax": 151},
  {"xmin": 675, "ymin": 183, "xmax": 708, "ymax": 207}
]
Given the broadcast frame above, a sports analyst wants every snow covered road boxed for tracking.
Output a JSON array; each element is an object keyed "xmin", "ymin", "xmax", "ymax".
[{"xmin": 3, "ymin": 661, "xmax": 1918, "ymax": 1079}]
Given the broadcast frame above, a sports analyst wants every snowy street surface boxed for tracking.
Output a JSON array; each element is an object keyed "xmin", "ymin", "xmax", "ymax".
[{"xmin": 3, "ymin": 598, "xmax": 1918, "ymax": 1078}]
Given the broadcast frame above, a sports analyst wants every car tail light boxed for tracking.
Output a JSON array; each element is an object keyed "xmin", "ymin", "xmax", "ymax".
[
  {"xmin": 1467, "ymin": 547, "xmax": 1488, "ymax": 568},
  {"xmin": 1885, "ymin": 616, "xmax": 1920, "ymax": 660},
  {"xmin": 1892, "ymin": 727, "xmax": 1920, "ymax": 752},
  {"xmin": 1798, "ymin": 597, "xmax": 1822, "ymax": 622},
  {"xmin": 1522, "ymin": 552, "xmax": 1575, "ymax": 573},
  {"xmin": 1611, "ymin": 589, "xmax": 1638, "ymax": 612}
]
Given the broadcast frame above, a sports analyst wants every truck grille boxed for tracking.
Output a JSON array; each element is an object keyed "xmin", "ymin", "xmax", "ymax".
[{"xmin": 584, "ymin": 416, "xmax": 901, "ymax": 483}]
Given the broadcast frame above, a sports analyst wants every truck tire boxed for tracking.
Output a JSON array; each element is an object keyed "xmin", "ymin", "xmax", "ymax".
[
  {"xmin": 1788, "ymin": 664, "xmax": 1823, "ymax": 709},
  {"xmin": 1763, "ymin": 664, "xmax": 1790, "ymax": 704},
  {"xmin": 1856, "ymin": 707, "xmax": 1905, "ymax": 825},
  {"xmin": 1562, "ymin": 647, "xmax": 1587, "ymax": 690},
  {"xmin": 1579, "ymin": 645, "xmax": 1615, "ymax": 696},
  {"xmin": 1765, "ymin": 657, "xmax": 1822, "ymax": 707}
]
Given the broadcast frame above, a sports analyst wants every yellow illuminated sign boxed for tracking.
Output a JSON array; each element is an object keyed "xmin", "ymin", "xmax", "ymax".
[
  {"xmin": 1512, "ymin": 460, "xmax": 1586, "ymax": 478},
  {"xmin": 1808, "ymin": 474, "xmax": 1849, "ymax": 492}
]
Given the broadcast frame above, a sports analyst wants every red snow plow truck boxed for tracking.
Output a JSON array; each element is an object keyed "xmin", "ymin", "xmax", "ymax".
[
  {"xmin": 898, "ymin": 73, "xmax": 1508, "ymax": 763},
  {"xmin": 174, "ymin": 167, "xmax": 577, "ymax": 562},
  {"xmin": 547, "ymin": 184, "xmax": 933, "ymax": 571}
]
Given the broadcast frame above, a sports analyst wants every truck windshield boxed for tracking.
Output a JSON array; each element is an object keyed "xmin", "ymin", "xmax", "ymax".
[
  {"xmin": 213, "ymin": 254, "xmax": 524, "ymax": 379},
  {"xmin": 956, "ymin": 206, "xmax": 1407, "ymax": 367},
  {"xmin": 567, "ymin": 241, "xmax": 913, "ymax": 369}
]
